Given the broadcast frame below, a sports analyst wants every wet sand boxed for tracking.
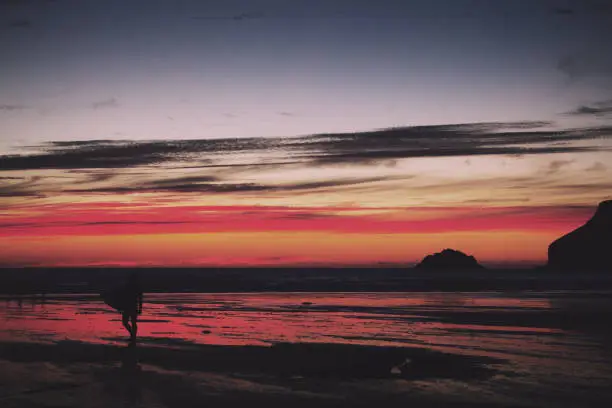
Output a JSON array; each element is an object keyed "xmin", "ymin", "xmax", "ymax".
[{"xmin": 1, "ymin": 291, "xmax": 612, "ymax": 407}]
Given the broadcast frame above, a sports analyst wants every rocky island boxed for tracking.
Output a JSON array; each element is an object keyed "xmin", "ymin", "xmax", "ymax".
[{"xmin": 415, "ymin": 248, "xmax": 485, "ymax": 270}]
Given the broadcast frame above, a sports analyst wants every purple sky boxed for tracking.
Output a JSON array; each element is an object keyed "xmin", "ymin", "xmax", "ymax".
[{"xmin": 1, "ymin": 0, "xmax": 611, "ymax": 152}]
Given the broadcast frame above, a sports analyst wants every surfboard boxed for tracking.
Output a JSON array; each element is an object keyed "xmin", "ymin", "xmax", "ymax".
[{"xmin": 100, "ymin": 288, "xmax": 127, "ymax": 312}]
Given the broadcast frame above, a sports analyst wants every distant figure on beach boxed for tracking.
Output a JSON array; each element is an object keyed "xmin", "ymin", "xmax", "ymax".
[{"xmin": 101, "ymin": 272, "xmax": 143, "ymax": 343}]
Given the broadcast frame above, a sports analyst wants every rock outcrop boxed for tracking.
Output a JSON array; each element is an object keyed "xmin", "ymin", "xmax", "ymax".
[
  {"xmin": 548, "ymin": 200, "xmax": 612, "ymax": 271},
  {"xmin": 415, "ymin": 249, "xmax": 484, "ymax": 270}
]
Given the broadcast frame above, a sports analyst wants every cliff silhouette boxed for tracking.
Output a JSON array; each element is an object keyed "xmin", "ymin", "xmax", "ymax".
[
  {"xmin": 548, "ymin": 200, "xmax": 612, "ymax": 271},
  {"xmin": 415, "ymin": 249, "xmax": 484, "ymax": 270}
]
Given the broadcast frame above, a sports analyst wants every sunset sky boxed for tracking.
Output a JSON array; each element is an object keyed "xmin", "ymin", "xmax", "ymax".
[{"xmin": 1, "ymin": 0, "xmax": 611, "ymax": 267}]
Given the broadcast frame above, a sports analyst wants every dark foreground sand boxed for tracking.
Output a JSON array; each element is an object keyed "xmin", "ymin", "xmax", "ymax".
[
  {"xmin": 0, "ymin": 340, "xmax": 527, "ymax": 408},
  {"xmin": 1, "ymin": 339, "xmax": 612, "ymax": 408}
]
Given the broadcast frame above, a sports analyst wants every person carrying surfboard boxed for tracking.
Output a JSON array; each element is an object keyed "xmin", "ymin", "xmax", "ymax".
[
  {"xmin": 122, "ymin": 272, "xmax": 143, "ymax": 343},
  {"xmin": 101, "ymin": 271, "xmax": 143, "ymax": 344}
]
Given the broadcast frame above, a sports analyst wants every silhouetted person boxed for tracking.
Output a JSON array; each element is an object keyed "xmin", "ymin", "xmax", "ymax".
[
  {"xmin": 101, "ymin": 272, "xmax": 143, "ymax": 344},
  {"xmin": 122, "ymin": 272, "xmax": 143, "ymax": 344}
]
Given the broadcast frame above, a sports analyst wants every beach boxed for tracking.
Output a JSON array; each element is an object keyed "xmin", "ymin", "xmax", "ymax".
[{"xmin": 1, "ymin": 291, "xmax": 612, "ymax": 407}]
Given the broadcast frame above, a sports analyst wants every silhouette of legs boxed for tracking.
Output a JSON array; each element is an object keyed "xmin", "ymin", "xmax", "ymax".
[
  {"xmin": 122, "ymin": 311, "xmax": 133, "ymax": 339},
  {"xmin": 129, "ymin": 312, "xmax": 138, "ymax": 343}
]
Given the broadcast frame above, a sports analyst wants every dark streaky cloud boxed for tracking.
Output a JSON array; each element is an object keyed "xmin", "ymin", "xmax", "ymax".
[
  {"xmin": 1, "ymin": 121, "xmax": 610, "ymax": 172},
  {"xmin": 0, "ymin": 176, "xmax": 45, "ymax": 197},
  {"xmin": 567, "ymin": 100, "xmax": 612, "ymax": 117},
  {"xmin": 64, "ymin": 176, "xmax": 396, "ymax": 195}
]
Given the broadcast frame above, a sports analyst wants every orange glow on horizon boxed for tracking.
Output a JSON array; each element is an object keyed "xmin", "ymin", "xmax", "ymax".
[
  {"xmin": 0, "ymin": 202, "xmax": 595, "ymax": 267},
  {"xmin": 0, "ymin": 230, "xmax": 572, "ymax": 267}
]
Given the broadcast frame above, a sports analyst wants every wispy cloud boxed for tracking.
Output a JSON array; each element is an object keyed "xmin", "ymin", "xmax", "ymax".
[
  {"xmin": 552, "ymin": 7, "xmax": 574, "ymax": 15},
  {"xmin": 1, "ymin": 121, "xmax": 609, "ymax": 172},
  {"xmin": 192, "ymin": 11, "xmax": 265, "ymax": 21},
  {"xmin": 0, "ymin": 103, "xmax": 28, "ymax": 111},
  {"xmin": 69, "ymin": 170, "xmax": 117, "ymax": 184},
  {"xmin": 585, "ymin": 162, "xmax": 607, "ymax": 172},
  {"xmin": 303, "ymin": 122, "xmax": 608, "ymax": 165},
  {"xmin": 557, "ymin": 55, "xmax": 612, "ymax": 81},
  {"xmin": 64, "ymin": 176, "xmax": 401, "ymax": 195},
  {"xmin": 6, "ymin": 19, "xmax": 32, "ymax": 28},
  {"xmin": 545, "ymin": 159, "xmax": 574, "ymax": 175},
  {"xmin": 0, "ymin": 176, "xmax": 45, "ymax": 198},
  {"xmin": 567, "ymin": 100, "xmax": 612, "ymax": 117},
  {"xmin": 91, "ymin": 98, "xmax": 119, "ymax": 109},
  {"xmin": 552, "ymin": 1, "xmax": 612, "ymax": 16}
]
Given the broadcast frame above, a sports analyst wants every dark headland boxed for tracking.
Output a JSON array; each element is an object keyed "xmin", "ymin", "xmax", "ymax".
[{"xmin": 548, "ymin": 200, "xmax": 612, "ymax": 272}]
